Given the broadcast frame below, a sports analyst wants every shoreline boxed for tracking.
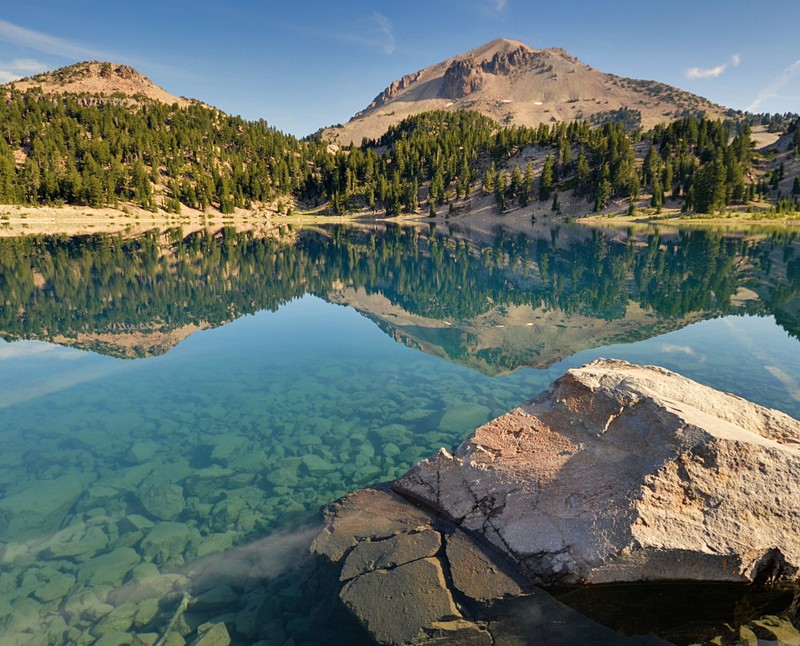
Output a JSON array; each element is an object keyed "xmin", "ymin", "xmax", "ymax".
[{"xmin": 3, "ymin": 202, "xmax": 800, "ymax": 237}]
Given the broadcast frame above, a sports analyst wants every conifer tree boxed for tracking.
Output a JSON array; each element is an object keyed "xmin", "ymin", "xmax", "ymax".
[{"xmin": 539, "ymin": 155, "xmax": 554, "ymax": 201}]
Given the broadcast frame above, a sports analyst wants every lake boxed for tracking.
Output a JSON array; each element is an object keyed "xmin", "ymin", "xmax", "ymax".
[{"xmin": 1, "ymin": 221, "xmax": 799, "ymax": 645}]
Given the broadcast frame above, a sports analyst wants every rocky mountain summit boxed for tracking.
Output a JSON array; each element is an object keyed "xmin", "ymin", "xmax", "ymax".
[
  {"xmin": 313, "ymin": 359, "xmax": 800, "ymax": 644},
  {"xmin": 325, "ymin": 38, "xmax": 727, "ymax": 144},
  {"xmin": 8, "ymin": 61, "xmax": 189, "ymax": 106}
]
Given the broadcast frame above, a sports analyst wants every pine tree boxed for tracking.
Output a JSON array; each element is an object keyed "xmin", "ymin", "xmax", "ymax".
[
  {"xmin": 509, "ymin": 165, "xmax": 523, "ymax": 201},
  {"xmin": 575, "ymin": 148, "xmax": 590, "ymax": 197},
  {"xmin": 494, "ymin": 171, "xmax": 507, "ymax": 212},
  {"xmin": 651, "ymin": 176, "xmax": 663, "ymax": 213},
  {"xmin": 539, "ymin": 155, "xmax": 554, "ymax": 201},
  {"xmin": 483, "ymin": 163, "xmax": 496, "ymax": 193}
]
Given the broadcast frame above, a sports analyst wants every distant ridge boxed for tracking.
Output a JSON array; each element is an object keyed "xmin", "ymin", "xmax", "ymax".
[
  {"xmin": 7, "ymin": 61, "xmax": 190, "ymax": 107},
  {"xmin": 324, "ymin": 38, "xmax": 727, "ymax": 144}
]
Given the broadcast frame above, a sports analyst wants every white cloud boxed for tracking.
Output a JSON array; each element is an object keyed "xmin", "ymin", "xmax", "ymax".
[
  {"xmin": 0, "ymin": 19, "xmax": 107, "ymax": 61},
  {"xmin": 373, "ymin": 12, "xmax": 396, "ymax": 55},
  {"xmin": 491, "ymin": 0, "xmax": 508, "ymax": 10},
  {"xmin": 686, "ymin": 53, "xmax": 741, "ymax": 79},
  {"xmin": 0, "ymin": 340, "xmax": 83, "ymax": 361},
  {"xmin": 747, "ymin": 58, "xmax": 800, "ymax": 112},
  {"xmin": 336, "ymin": 13, "xmax": 397, "ymax": 55},
  {"xmin": 0, "ymin": 57, "xmax": 48, "ymax": 83}
]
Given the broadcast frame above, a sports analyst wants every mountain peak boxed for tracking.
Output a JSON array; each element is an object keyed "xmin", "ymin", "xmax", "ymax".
[
  {"xmin": 6, "ymin": 61, "xmax": 189, "ymax": 106},
  {"xmin": 325, "ymin": 39, "xmax": 725, "ymax": 145},
  {"xmin": 460, "ymin": 38, "xmax": 534, "ymax": 63}
]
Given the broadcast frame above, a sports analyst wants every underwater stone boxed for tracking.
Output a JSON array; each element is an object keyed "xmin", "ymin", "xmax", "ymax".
[
  {"xmin": 93, "ymin": 632, "xmax": 136, "ymax": 646},
  {"xmin": 125, "ymin": 561, "xmax": 160, "ymax": 583},
  {"xmin": 264, "ymin": 464, "xmax": 299, "ymax": 487},
  {"xmin": 383, "ymin": 442, "xmax": 401, "ymax": 458},
  {"xmin": 108, "ymin": 573, "xmax": 189, "ymax": 605},
  {"xmin": 209, "ymin": 436, "xmax": 250, "ymax": 463},
  {"xmin": 77, "ymin": 547, "xmax": 140, "ymax": 587},
  {"xmin": 0, "ymin": 474, "xmax": 88, "ymax": 540},
  {"xmin": 44, "ymin": 524, "xmax": 109, "ymax": 559},
  {"xmin": 109, "ymin": 463, "xmax": 154, "ymax": 493},
  {"xmin": 126, "ymin": 441, "xmax": 160, "ymax": 463},
  {"xmin": 32, "ymin": 571, "xmax": 76, "ymax": 602},
  {"xmin": 192, "ymin": 584, "xmax": 239, "ymax": 610},
  {"xmin": 351, "ymin": 465, "xmax": 382, "ymax": 485},
  {"xmin": 138, "ymin": 481, "xmax": 186, "ymax": 521},
  {"xmin": 92, "ymin": 602, "xmax": 138, "ymax": 636},
  {"xmin": 301, "ymin": 454, "xmax": 335, "ymax": 475},
  {"xmin": 62, "ymin": 588, "xmax": 113, "ymax": 623},
  {"xmin": 400, "ymin": 408, "xmax": 437, "ymax": 422},
  {"xmin": 188, "ymin": 531, "xmax": 238, "ymax": 560},
  {"xmin": 184, "ymin": 467, "xmax": 234, "ymax": 498},
  {"xmin": 6, "ymin": 597, "xmax": 44, "ymax": 633},
  {"xmin": 140, "ymin": 522, "xmax": 200, "ymax": 565},
  {"xmin": 163, "ymin": 633, "xmax": 186, "ymax": 646},
  {"xmin": 190, "ymin": 622, "xmax": 231, "ymax": 646},
  {"xmin": 118, "ymin": 514, "xmax": 155, "ymax": 534},
  {"xmin": 437, "ymin": 403, "xmax": 491, "ymax": 435},
  {"xmin": 373, "ymin": 424, "xmax": 409, "ymax": 441}
]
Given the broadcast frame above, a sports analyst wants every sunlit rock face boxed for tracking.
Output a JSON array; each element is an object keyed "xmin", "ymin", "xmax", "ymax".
[{"xmin": 395, "ymin": 358, "xmax": 800, "ymax": 586}]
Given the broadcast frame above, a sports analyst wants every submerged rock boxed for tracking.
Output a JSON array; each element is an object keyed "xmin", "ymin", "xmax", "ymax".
[{"xmin": 396, "ymin": 359, "xmax": 800, "ymax": 586}]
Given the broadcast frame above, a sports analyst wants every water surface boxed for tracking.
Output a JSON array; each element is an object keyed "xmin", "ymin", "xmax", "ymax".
[{"xmin": 1, "ymin": 223, "xmax": 799, "ymax": 644}]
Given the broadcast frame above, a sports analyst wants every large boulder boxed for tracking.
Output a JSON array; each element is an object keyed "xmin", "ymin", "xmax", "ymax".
[{"xmin": 394, "ymin": 358, "xmax": 800, "ymax": 586}]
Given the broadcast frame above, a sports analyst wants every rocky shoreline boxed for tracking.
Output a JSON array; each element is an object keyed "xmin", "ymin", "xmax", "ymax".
[{"xmin": 312, "ymin": 359, "xmax": 800, "ymax": 644}]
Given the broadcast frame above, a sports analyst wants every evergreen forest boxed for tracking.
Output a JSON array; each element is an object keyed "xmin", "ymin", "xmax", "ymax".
[{"xmin": 0, "ymin": 85, "xmax": 797, "ymax": 217}]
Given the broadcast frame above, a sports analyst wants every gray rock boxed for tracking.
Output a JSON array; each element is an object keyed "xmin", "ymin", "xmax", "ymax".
[
  {"xmin": 395, "ymin": 359, "xmax": 800, "ymax": 585},
  {"xmin": 340, "ymin": 558, "xmax": 461, "ymax": 645},
  {"xmin": 313, "ymin": 488, "xmax": 440, "ymax": 563},
  {"xmin": 445, "ymin": 529, "xmax": 524, "ymax": 602},
  {"xmin": 340, "ymin": 529, "xmax": 441, "ymax": 581}
]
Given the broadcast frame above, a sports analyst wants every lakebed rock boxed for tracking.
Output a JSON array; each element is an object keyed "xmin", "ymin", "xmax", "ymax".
[{"xmin": 313, "ymin": 359, "xmax": 800, "ymax": 644}]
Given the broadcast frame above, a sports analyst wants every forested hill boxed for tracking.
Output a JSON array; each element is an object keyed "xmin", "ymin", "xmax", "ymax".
[
  {"xmin": 0, "ymin": 81, "xmax": 322, "ymax": 213},
  {"xmin": 1, "ymin": 61, "xmax": 798, "ymax": 218}
]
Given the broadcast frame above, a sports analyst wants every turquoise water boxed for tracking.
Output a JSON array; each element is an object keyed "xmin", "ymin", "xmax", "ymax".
[{"xmin": 0, "ymin": 224, "xmax": 799, "ymax": 644}]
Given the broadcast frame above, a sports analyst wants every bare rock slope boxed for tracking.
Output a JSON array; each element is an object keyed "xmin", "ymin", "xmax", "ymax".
[
  {"xmin": 396, "ymin": 358, "xmax": 800, "ymax": 586},
  {"xmin": 325, "ymin": 38, "xmax": 726, "ymax": 144}
]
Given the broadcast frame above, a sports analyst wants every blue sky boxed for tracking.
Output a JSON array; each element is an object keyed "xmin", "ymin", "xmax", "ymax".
[{"xmin": 0, "ymin": 1, "xmax": 797, "ymax": 137}]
